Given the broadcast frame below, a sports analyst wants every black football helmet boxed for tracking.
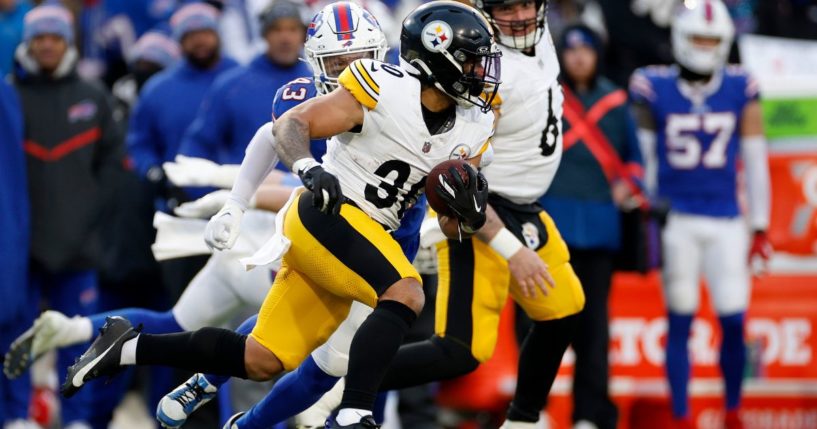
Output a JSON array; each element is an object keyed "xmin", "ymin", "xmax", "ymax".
[
  {"xmin": 400, "ymin": 1, "xmax": 501, "ymax": 113},
  {"xmin": 472, "ymin": 0, "xmax": 547, "ymax": 50}
]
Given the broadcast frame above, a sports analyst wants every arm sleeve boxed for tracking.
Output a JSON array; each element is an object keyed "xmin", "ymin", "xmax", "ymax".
[
  {"xmin": 229, "ymin": 122, "xmax": 279, "ymax": 209},
  {"xmin": 178, "ymin": 83, "xmax": 230, "ymax": 162},
  {"xmin": 741, "ymin": 135, "xmax": 771, "ymax": 231},
  {"xmin": 637, "ymin": 127, "xmax": 658, "ymax": 196},
  {"xmin": 125, "ymin": 92, "xmax": 161, "ymax": 177},
  {"xmin": 622, "ymin": 105, "xmax": 645, "ymax": 181}
]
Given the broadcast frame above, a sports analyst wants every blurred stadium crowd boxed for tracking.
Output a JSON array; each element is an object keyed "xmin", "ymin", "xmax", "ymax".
[{"xmin": 1, "ymin": 0, "xmax": 816, "ymax": 429}]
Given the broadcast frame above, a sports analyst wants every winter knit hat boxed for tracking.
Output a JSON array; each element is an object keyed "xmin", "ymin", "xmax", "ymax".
[
  {"xmin": 170, "ymin": 3, "xmax": 220, "ymax": 41},
  {"xmin": 23, "ymin": 4, "xmax": 74, "ymax": 44},
  {"xmin": 130, "ymin": 31, "xmax": 180, "ymax": 67},
  {"xmin": 259, "ymin": 0, "xmax": 308, "ymax": 35}
]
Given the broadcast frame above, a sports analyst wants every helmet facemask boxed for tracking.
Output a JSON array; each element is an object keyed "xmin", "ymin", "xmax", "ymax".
[
  {"xmin": 305, "ymin": 47, "xmax": 383, "ymax": 94},
  {"xmin": 447, "ymin": 47, "xmax": 502, "ymax": 112},
  {"xmin": 477, "ymin": 0, "xmax": 546, "ymax": 50}
]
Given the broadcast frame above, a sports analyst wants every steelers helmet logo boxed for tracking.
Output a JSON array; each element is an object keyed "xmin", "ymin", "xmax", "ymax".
[{"xmin": 422, "ymin": 20, "xmax": 453, "ymax": 52}]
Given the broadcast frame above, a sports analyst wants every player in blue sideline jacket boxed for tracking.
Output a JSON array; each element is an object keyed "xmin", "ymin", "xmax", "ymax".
[
  {"xmin": 629, "ymin": 1, "xmax": 771, "ymax": 428},
  {"xmin": 126, "ymin": 3, "xmax": 237, "ymax": 204},
  {"xmin": 0, "ymin": 76, "xmax": 31, "ymax": 429},
  {"xmin": 177, "ymin": 0, "xmax": 312, "ymax": 169}
]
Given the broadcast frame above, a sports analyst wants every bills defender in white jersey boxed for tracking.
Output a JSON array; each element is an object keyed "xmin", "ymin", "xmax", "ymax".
[
  {"xmin": 59, "ymin": 2, "xmax": 502, "ymax": 429},
  {"xmin": 629, "ymin": 1, "xmax": 771, "ymax": 428}
]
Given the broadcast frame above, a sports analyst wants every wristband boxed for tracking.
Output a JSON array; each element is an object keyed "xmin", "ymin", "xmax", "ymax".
[
  {"xmin": 489, "ymin": 228, "xmax": 523, "ymax": 260},
  {"xmin": 292, "ymin": 158, "xmax": 320, "ymax": 175}
]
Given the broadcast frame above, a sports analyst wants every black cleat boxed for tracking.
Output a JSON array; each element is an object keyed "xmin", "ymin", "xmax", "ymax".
[
  {"xmin": 327, "ymin": 415, "xmax": 380, "ymax": 428},
  {"xmin": 60, "ymin": 316, "xmax": 140, "ymax": 398},
  {"xmin": 3, "ymin": 325, "xmax": 36, "ymax": 379}
]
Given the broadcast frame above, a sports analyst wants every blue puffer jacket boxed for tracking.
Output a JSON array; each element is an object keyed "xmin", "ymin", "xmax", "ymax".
[
  {"xmin": 177, "ymin": 54, "xmax": 311, "ymax": 165},
  {"xmin": 0, "ymin": 79, "xmax": 29, "ymax": 324}
]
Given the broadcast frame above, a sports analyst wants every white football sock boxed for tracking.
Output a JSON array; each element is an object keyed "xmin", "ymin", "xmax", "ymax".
[
  {"xmin": 119, "ymin": 335, "xmax": 139, "ymax": 365},
  {"xmin": 335, "ymin": 408, "xmax": 371, "ymax": 426},
  {"xmin": 75, "ymin": 317, "xmax": 93, "ymax": 343}
]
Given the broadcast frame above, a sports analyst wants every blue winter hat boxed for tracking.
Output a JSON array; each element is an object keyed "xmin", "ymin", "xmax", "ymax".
[
  {"xmin": 560, "ymin": 25, "xmax": 600, "ymax": 52},
  {"xmin": 130, "ymin": 31, "xmax": 180, "ymax": 67},
  {"xmin": 23, "ymin": 4, "xmax": 74, "ymax": 44},
  {"xmin": 170, "ymin": 3, "xmax": 220, "ymax": 41}
]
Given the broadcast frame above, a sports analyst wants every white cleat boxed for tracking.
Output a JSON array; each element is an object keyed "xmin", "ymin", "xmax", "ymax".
[
  {"xmin": 156, "ymin": 374, "xmax": 219, "ymax": 428},
  {"xmin": 4, "ymin": 311, "xmax": 90, "ymax": 379}
]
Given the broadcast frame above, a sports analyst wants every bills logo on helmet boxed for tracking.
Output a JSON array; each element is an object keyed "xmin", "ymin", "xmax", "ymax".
[
  {"xmin": 361, "ymin": 9, "xmax": 380, "ymax": 28},
  {"xmin": 422, "ymin": 20, "xmax": 453, "ymax": 52},
  {"xmin": 307, "ymin": 12, "xmax": 324, "ymax": 38}
]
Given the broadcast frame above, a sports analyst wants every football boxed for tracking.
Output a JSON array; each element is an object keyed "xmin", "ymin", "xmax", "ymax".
[{"xmin": 425, "ymin": 159, "xmax": 471, "ymax": 218}]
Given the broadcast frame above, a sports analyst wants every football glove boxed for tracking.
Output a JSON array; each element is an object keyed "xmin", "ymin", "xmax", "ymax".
[
  {"xmin": 203, "ymin": 199, "xmax": 245, "ymax": 250},
  {"xmin": 163, "ymin": 155, "xmax": 239, "ymax": 189},
  {"xmin": 748, "ymin": 230, "xmax": 773, "ymax": 266},
  {"xmin": 435, "ymin": 163, "xmax": 488, "ymax": 231},
  {"xmin": 298, "ymin": 164, "xmax": 344, "ymax": 216}
]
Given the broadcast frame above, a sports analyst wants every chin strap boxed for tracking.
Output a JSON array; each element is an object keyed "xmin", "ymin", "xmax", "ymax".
[{"xmin": 678, "ymin": 64, "xmax": 712, "ymax": 83}]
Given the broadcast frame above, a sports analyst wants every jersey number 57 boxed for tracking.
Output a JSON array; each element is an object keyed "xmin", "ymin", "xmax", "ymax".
[{"xmin": 666, "ymin": 112, "xmax": 736, "ymax": 169}]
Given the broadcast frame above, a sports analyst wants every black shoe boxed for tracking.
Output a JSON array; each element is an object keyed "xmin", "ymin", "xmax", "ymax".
[
  {"xmin": 328, "ymin": 415, "xmax": 380, "ymax": 428},
  {"xmin": 60, "ymin": 316, "xmax": 140, "ymax": 398},
  {"xmin": 3, "ymin": 325, "xmax": 36, "ymax": 379}
]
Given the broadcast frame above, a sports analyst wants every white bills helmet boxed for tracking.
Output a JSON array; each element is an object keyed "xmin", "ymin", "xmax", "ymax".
[
  {"xmin": 671, "ymin": 0, "xmax": 735, "ymax": 75},
  {"xmin": 304, "ymin": 2, "xmax": 389, "ymax": 95}
]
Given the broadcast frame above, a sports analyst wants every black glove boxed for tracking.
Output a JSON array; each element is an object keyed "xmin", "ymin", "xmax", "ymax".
[
  {"xmin": 146, "ymin": 165, "xmax": 188, "ymax": 210},
  {"xmin": 436, "ymin": 163, "xmax": 488, "ymax": 231},
  {"xmin": 298, "ymin": 164, "xmax": 344, "ymax": 216}
]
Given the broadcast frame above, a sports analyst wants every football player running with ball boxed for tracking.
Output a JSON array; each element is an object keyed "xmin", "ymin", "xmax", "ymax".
[
  {"xmin": 629, "ymin": 1, "xmax": 771, "ymax": 428},
  {"xmin": 61, "ymin": 2, "xmax": 501, "ymax": 428}
]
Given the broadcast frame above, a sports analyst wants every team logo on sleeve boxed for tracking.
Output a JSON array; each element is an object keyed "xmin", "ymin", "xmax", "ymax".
[{"xmin": 422, "ymin": 21, "xmax": 453, "ymax": 52}]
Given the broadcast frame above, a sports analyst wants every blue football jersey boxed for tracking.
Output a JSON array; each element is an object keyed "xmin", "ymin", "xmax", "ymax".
[
  {"xmin": 630, "ymin": 65, "xmax": 759, "ymax": 218},
  {"xmin": 272, "ymin": 77, "xmax": 425, "ymax": 260},
  {"xmin": 272, "ymin": 77, "xmax": 326, "ymax": 169}
]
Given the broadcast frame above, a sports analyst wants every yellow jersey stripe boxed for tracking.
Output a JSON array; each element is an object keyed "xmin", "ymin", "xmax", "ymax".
[
  {"xmin": 349, "ymin": 65, "xmax": 379, "ymax": 101},
  {"xmin": 338, "ymin": 64, "xmax": 378, "ymax": 110},
  {"xmin": 354, "ymin": 61, "xmax": 380, "ymax": 94}
]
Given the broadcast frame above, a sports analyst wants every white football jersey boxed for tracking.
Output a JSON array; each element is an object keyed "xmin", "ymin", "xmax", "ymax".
[
  {"xmin": 482, "ymin": 31, "xmax": 563, "ymax": 205},
  {"xmin": 323, "ymin": 59, "xmax": 495, "ymax": 230}
]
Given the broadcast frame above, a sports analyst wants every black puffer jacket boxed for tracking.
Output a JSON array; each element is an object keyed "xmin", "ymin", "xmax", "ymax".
[{"xmin": 14, "ymin": 47, "xmax": 124, "ymax": 272}]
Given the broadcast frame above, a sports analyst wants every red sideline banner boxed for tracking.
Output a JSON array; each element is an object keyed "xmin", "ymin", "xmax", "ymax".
[
  {"xmin": 438, "ymin": 272, "xmax": 817, "ymax": 429},
  {"xmin": 767, "ymin": 153, "xmax": 817, "ymax": 255}
]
